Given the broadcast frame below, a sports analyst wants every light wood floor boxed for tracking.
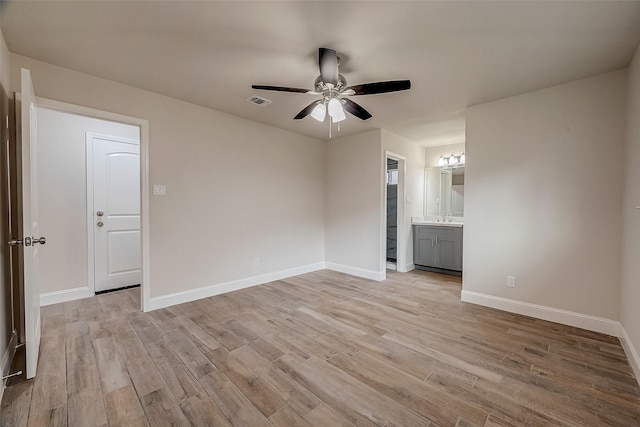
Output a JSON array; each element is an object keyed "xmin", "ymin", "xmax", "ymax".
[{"xmin": 1, "ymin": 269, "xmax": 639, "ymax": 426}]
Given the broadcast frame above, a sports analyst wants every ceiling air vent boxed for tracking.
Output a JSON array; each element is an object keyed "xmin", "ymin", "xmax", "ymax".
[{"xmin": 247, "ymin": 95, "xmax": 272, "ymax": 106}]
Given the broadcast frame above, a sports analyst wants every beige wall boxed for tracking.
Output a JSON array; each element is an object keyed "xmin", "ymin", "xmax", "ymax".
[
  {"xmin": 325, "ymin": 129, "xmax": 384, "ymax": 277},
  {"xmin": 382, "ymin": 130, "xmax": 425, "ymax": 270},
  {"xmin": 621, "ymin": 46, "xmax": 640, "ymax": 363},
  {"xmin": 425, "ymin": 142, "xmax": 465, "ymax": 168},
  {"xmin": 11, "ymin": 54, "xmax": 326, "ymax": 299},
  {"xmin": 37, "ymin": 108, "xmax": 139, "ymax": 294},
  {"xmin": 464, "ymin": 70, "xmax": 626, "ymax": 320}
]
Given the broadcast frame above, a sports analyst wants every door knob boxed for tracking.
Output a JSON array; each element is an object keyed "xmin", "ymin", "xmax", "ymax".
[
  {"xmin": 97, "ymin": 222, "xmax": 104, "ymax": 227},
  {"xmin": 7, "ymin": 237, "xmax": 45, "ymax": 246},
  {"xmin": 96, "ymin": 210, "xmax": 104, "ymax": 216}
]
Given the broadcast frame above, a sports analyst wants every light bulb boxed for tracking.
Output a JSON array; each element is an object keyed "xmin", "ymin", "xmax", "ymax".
[
  {"xmin": 449, "ymin": 153, "xmax": 457, "ymax": 165},
  {"xmin": 460, "ymin": 153, "xmax": 465, "ymax": 164},
  {"xmin": 328, "ymin": 98, "xmax": 345, "ymax": 122},
  {"xmin": 438, "ymin": 156, "xmax": 446, "ymax": 166},
  {"xmin": 310, "ymin": 103, "xmax": 326, "ymax": 122}
]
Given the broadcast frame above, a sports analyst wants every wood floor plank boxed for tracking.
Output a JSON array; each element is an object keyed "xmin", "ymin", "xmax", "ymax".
[
  {"xmin": 162, "ymin": 329, "xmax": 217, "ymax": 380},
  {"xmin": 2, "ymin": 269, "xmax": 638, "ymax": 426},
  {"xmin": 327, "ymin": 351, "xmax": 488, "ymax": 425},
  {"xmin": 66, "ymin": 366, "xmax": 107, "ymax": 427},
  {"xmin": 115, "ymin": 334, "xmax": 166, "ymax": 397},
  {"xmin": 268, "ymin": 404, "xmax": 314, "ymax": 427},
  {"xmin": 179, "ymin": 393, "xmax": 232, "ymax": 427},
  {"xmin": 198, "ymin": 369, "xmax": 272, "ymax": 427},
  {"xmin": 27, "ymin": 405, "xmax": 67, "ymax": 427},
  {"xmin": 103, "ymin": 385, "xmax": 146, "ymax": 426},
  {"xmin": 139, "ymin": 387, "xmax": 190, "ymax": 427},
  {"xmin": 0, "ymin": 381, "xmax": 32, "ymax": 427},
  {"xmin": 170, "ymin": 315, "xmax": 221, "ymax": 353},
  {"xmin": 275, "ymin": 354, "xmax": 432, "ymax": 427},
  {"xmin": 303, "ymin": 403, "xmax": 356, "ymax": 427},
  {"xmin": 205, "ymin": 346, "xmax": 286, "ymax": 417},
  {"xmin": 28, "ymin": 335, "xmax": 67, "ymax": 421},
  {"xmin": 231, "ymin": 343, "xmax": 322, "ymax": 417},
  {"xmin": 146, "ymin": 340, "xmax": 205, "ymax": 403},
  {"xmin": 92, "ymin": 336, "xmax": 130, "ymax": 394}
]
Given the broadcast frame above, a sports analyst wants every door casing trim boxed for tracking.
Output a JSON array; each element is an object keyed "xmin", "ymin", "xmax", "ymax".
[{"xmin": 36, "ymin": 96, "xmax": 151, "ymax": 311}]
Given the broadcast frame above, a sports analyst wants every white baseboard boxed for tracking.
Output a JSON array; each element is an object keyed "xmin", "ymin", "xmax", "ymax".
[
  {"xmin": 147, "ymin": 262, "xmax": 325, "ymax": 311},
  {"xmin": 324, "ymin": 262, "xmax": 386, "ymax": 281},
  {"xmin": 1, "ymin": 331, "xmax": 18, "ymax": 404},
  {"xmin": 460, "ymin": 290, "xmax": 621, "ymax": 337},
  {"xmin": 404, "ymin": 263, "xmax": 415, "ymax": 272},
  {"xmin": 40, "ymin": 286, "xmax": 94, "ymax": 306},
  {"xmin": 620, "ymin": 325, "xmax": 640, "ymax": 383}
]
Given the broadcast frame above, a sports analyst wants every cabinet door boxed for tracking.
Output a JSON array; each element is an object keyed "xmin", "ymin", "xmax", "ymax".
[
  {"xmin": 435, "ymin": 233, "xmax": 459, "ymax": 270},
  {"xmin": 435, "ymin": 228, "xmax": 462, "ymax": 271},
  {"xmin": 413, "ymin": 226, "xmax": 437, "ymax": 267}
]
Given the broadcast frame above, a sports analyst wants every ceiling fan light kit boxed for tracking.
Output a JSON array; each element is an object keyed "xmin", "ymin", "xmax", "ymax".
[
  {"xmin": 252, "ymin": 48, "xmax": 411, "ymax": 137},
  {"xmin": 327, "ymin": 98, "xmax": 346, "ymax": 122},
  {"xmin": 311, "ymin": 103, "xmax": 327, "ymax": 122}
]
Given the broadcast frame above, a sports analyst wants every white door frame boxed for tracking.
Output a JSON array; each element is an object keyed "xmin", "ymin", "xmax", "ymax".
[
  {"xmin": 86, "ymin": 132, "xmax": 140, "ymax": 295},
  {"xmin": 382, "ymin": 151, "xmax": 407, "ymax": 275},
  {"xmin": 36, "ymin": 96, "xmax": 151, "ymax": 312}
]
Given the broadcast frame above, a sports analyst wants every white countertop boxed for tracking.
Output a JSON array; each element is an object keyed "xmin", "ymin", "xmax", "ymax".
[{"xmin": 412, "ymin": 218, "xmax": 464, "ymax": 227}]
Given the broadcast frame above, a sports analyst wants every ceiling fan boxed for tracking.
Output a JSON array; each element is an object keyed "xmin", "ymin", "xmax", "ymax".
[{"xmin": 251, "ymin": 48, "xmax": 411, "ymax": 124}]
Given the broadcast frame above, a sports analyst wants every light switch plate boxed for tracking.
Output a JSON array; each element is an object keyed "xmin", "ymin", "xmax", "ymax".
[{"xmin": 153, "ymin": 184, "xmax": 166, "ymax": 196}]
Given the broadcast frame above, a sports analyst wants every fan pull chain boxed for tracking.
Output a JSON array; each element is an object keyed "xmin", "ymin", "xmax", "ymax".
[{"xmin": 329, "ymin": 116, "xmax": 332, "ymax": 139}]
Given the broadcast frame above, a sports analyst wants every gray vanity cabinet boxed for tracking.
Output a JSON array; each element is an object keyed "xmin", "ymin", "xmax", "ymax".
[{"xmin": 413, "ymin": 225, "xmax": 463, "ymax": 275}]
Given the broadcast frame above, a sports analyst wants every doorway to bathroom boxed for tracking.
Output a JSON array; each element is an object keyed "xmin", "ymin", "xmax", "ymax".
[{"xmin": 386, "ymin": 158, "xmax": 398, "ymax": 270}]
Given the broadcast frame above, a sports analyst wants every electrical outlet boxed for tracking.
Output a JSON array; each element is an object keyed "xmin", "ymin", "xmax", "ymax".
[
  {"xmin": 506, "ymin": 276, "xmax": 516, "ymax": 288},
  {"xmin": 254, "ymin": 258, "xmax": 260, "ymax": 267}
]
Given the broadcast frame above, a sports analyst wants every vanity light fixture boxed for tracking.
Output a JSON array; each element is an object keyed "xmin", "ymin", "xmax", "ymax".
[{"xmin": 439, "ymin": 152, "xmax": 465, "ymax": 167}]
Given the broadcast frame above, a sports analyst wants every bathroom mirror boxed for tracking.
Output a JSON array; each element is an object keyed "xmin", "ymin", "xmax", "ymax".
[{"xmin": 424, "ymin": 166, "xmax": 464, "ymax": 217}]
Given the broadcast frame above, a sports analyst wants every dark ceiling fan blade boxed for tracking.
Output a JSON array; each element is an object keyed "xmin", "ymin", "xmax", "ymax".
[
  {"xmin": 345, "ymin": 80, "xmax": 411, "ymax": 95},
  {"xmin": 252, "ymin": 85, "xmax": 311, "ymax": 93},
  {"xmin": 294, "ymin": 100, "xmax": 321, "ymax": 120},
  {"xmin": 342, "ymin": 99, "xmax": 372, "ymax": 120},
  {"xmin": 319, "ymin": 48, "xmax": 339, "ymax": 86}
]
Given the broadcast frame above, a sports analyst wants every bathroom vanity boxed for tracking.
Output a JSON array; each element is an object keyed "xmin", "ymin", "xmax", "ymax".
[
  {"xmin": 415, "ymin": 163, "xmax": 464, "ymax": 276},
  {"xmin": 413, "ymin": 222, "xmax": 463, "ymax": 276}
]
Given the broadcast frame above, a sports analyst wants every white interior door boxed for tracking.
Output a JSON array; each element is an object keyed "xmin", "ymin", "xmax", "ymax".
[
  {"xmin": 21, "ymin": 68, "xmax": 43, "ymax": 379},
  {"xmin": 92, "ymin": 136, "xmax": 140, "ymax": 292}
]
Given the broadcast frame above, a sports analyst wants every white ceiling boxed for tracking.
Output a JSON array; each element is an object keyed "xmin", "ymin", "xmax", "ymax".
[{"xmin": 3, "ymin": 1, "xmax": 640, "ymax": 144}]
